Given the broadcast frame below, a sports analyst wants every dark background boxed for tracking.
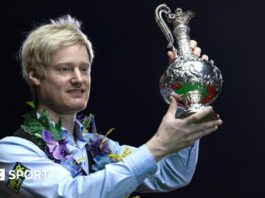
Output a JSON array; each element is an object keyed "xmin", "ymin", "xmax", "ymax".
[{"xmin": 0, "ymin": 0, "xmax": 264, "ymax": 197}]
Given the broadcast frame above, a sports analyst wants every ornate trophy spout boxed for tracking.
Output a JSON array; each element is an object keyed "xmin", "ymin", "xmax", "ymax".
[{"xmin": 155, "ymin": 4, "xmax": 223, "ymax": 118}]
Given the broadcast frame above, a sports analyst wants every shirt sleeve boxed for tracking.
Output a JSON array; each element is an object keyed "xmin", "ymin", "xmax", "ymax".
[
  {"xmin": 137, "ymin": 140, "xmax": 199, "ymax": 192},
  {"xmin": 111, "ymin": 139, "xmax": 199, "ymax": 193},
  {"xmin": 0, "ymin": 137, "xmax": 158, "ymax": 198}
]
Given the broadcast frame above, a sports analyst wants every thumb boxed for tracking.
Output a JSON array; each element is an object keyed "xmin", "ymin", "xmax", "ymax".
[{"xmin": 166, "ymin": 96, "xmax": 178, "ymax": 117}]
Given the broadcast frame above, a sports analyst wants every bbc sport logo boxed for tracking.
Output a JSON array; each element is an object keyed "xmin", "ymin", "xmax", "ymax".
[
  {"xmin": 0, "ymin": 169, "xmax": 5, "ymax": 181},
  {"xmin": 0, "ymin": 168, "xmax": 49, "ymax": 181}
]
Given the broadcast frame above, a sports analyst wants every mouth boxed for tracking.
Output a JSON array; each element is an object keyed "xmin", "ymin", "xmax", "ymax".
[{"xmin": 67, "ymin": 89, "xmax": 86, "ymax": 98}]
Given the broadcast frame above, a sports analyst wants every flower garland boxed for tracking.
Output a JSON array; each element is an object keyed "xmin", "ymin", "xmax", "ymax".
[{"xmin": 21, "ymin": 102, "xmax": 138, "ymax": 197}]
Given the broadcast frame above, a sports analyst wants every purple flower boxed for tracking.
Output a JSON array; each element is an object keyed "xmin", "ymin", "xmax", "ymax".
[
  {"xmin": 41, "ymin": 130, "xmax": 67, "ymax": 160},
  {"xmin": 86, "ymin": 134, "xmax": 111, "ymax": 156}
]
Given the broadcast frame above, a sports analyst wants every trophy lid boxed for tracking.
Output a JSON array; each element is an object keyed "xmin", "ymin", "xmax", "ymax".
[{"xmin": 172, "ymin": 8, "xmax": 195, "ymax": 27}]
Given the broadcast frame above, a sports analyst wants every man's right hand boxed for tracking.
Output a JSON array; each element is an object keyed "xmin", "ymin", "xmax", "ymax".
[{"xmin": 146, "ymin": 96, "xmax": 222, "ymax": 162}]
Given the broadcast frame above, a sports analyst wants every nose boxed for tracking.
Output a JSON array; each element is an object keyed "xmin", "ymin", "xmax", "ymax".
[{"xmin": 71, "ymin": 68, "xmax": 84, "ymax": 84}]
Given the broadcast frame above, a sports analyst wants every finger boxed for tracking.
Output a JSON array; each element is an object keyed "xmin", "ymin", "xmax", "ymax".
[
  {"xmin": 167, "ymin": 51, "xmax": 177, "ymax": 64},
  {"xmin": 167, "ymin": 51, "xmax": 175, "ymax": 62},
  {"xmin": 193, "ymin": 47, "xmax": 201, "ymax": 57},
  {"xmin": 189, "ymin": 119, "xmax": 222, "ymax": 133},
  {"xmin": 166, "ymin": 96, "xmax": 178, "ymax": 117},
  {"xmin": 190, "ymin": 40, "xmax": 197, "ymax": 50},
  {"xmin": 183, "ymin": 106, "xmax": 213, "ymax": 125},
  {"xmin": 190, "ymin": 125, "xmax": 219, "ymax": 141},
  {"xmin": 201, "ymin": 54, "xmax": 209, "ymax": 60}
]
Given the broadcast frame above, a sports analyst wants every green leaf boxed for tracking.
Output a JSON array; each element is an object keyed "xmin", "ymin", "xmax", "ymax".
[
  {"xmin": 21, "ymin": 111, "xmax": 44, "ymax": 137},
  {"xmin": 50, "ymin": 117, "xmax": 62, "ymax": 141},
  {"xmin": 55, "ymin": 117, "xmax": 62, "ymax": 132},
  {"xmin": 26, "ymin": 101, "xmax": 36, "ymax": 109},
  {"xmin": 34, "ymin": 133, "xmax": 42, "ymax": 138},
  {"xmin": 21, "ymin": 109, "xmax": 64, "ymax": 141},
  {"xmin": 82, "ymin": 114, "xmax": 94, "ymax": 129}
]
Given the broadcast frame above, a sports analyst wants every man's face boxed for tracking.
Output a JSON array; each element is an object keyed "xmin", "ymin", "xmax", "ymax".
[{"xmin": 36, "ymin": 44, "xmax": 91, "ymax": 114}]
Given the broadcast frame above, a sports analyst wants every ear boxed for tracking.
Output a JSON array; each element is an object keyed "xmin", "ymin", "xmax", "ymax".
[{"xmin": 28, "ymin": 68, "xmax": 41, "ymax": 86}]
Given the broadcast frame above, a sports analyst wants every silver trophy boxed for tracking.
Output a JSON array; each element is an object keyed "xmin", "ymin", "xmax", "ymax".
[{"xmin": 155, "ymin": 4, "xmax": 223, "ymax": 120}]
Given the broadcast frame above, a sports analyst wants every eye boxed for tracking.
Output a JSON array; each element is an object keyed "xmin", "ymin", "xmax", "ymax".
[
  {"xmin": 80, "ymin": 65, "xmax": 91, "ymax": 74},
  {"xmin": 58, "ymin": 65, "xmax": 72, "ymax": 73}
]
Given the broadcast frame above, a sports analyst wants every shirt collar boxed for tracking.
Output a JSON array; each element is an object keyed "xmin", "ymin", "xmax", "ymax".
[{"xmin": 62, "ymin": 119, "xmax": 88, "ymax": 149}]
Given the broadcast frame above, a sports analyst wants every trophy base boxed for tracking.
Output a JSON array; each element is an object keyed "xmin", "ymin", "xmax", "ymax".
[{"xmin": 176, "ymin": 107, "xmax": 218, "ymax": 124}]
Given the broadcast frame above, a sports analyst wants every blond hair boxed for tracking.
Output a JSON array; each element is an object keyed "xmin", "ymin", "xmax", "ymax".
[{"xmin": 20, "ymin": 15, "xmax": 94, "ymax": 81}]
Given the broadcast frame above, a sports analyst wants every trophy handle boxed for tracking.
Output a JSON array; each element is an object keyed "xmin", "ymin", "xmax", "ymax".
[{"xmin": 155, "ymin": 4, "xmax": 177, "ymax": 54}]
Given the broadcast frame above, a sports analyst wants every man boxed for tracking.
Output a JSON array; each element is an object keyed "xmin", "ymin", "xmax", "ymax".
[{"xmin": 0, "ymin": 15, "xmax": 222, "ymax": 198}]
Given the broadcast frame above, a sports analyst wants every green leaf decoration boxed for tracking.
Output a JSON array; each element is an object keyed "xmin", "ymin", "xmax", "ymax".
[
  {"xmin": 21, "ymin": 111, "xmax": 44, "ymax": 137},
  {"xmin": 26, "ymin": 101, "xmax": 36, "ymax": 109},
  {"xmin": 21, "ymin": 109, "xmax": 63, "ymax": 142},
  {"xmin": 81, "ymin": 114, "xmax": 94, "ymax": 134}
]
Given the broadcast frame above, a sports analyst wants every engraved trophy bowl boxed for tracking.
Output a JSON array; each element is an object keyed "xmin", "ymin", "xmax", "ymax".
[{"xmin": 155, "ymin": 4, "xmax": 223, "ymax": 119}]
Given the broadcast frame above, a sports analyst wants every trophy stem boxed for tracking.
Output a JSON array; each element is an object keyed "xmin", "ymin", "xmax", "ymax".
[
  {"xmin": 177, "ymin": 106, "xmax": 219, "ymax": 124},
  {"xmin": 174, "ymin": 24, "xmax": 192, "ymax": 55}
]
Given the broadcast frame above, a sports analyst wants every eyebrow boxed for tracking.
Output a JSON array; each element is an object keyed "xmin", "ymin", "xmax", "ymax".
[{"xmin": 53, "ymin": 62, "xmax": 91, "ymax": 67}]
